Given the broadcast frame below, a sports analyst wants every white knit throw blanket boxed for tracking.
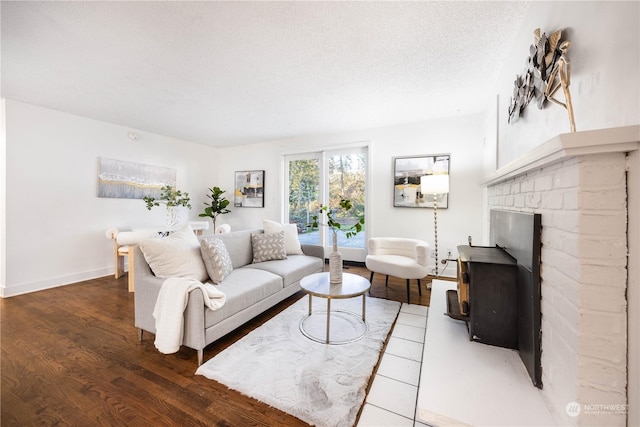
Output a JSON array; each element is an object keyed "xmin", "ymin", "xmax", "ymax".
[{"xmin": 152, "ymin": 277, "xmax": 226, "ymax": 354}]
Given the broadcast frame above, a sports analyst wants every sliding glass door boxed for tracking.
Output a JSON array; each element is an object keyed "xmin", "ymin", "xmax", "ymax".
[{"xmin": 285, "ymin": 146, "xmax": 367, "ymax": 261}]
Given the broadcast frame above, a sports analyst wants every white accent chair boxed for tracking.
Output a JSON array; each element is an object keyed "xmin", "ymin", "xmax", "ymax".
[{"xmin": 365, "ymin": 237, "xmax": 430, "ymax": 304}]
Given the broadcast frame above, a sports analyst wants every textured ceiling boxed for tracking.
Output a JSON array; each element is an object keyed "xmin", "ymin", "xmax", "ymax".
[{"xmin": 1, "ymin": 1, "xmax": 529, "ymax": 147}]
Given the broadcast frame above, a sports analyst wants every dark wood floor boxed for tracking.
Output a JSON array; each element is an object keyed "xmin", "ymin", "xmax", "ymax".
[{"xmin": 1, "ymin": 265, "xmax": 433, "ymax": 426}]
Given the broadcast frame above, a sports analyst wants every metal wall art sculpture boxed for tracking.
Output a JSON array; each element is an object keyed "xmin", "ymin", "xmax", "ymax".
[{"xmin": 508, "ymin": 28, "xmax": 575, "ymax": 132}]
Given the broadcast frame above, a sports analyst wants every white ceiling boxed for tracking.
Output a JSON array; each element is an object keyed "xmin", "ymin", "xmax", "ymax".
[{"xmin": 1, "ymin": 1, "xmax": 529, "ymax": 147}]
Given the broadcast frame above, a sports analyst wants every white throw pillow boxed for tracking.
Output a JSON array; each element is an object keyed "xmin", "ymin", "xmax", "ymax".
[
  {"xmin": 251, "ymin": 231, "xmax": 287, "ymax": 263},
  {"xmin": 200, "ymin": 238, "xmax": 233, "ymax": 284},
  {"xmin": 263, "ymin": 219, "xmax": 304, "ymax": 255},
  {"xmin": 138, "ymin": 224, "xmax": 208, "ymax": 281}
]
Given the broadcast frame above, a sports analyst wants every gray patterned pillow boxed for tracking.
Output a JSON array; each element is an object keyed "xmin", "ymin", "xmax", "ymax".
[
  {"xmin": 251, "ymin": 231, "xmax": 287, "ymax": 263},
  {"xmin": 200, "ymin": 238, "xmax": 233, "ymax": 284}
]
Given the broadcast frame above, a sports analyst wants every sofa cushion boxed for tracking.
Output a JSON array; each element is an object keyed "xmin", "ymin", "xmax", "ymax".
[
  {"xmin": 263, "ymin": 219, "xmax": 304, "ymax": 255},
  {"xmin": 137, "ymin": 224, "xmax": 208, "ymax": 281},
  {"xmin": 200, "ymin": 238, "xmax": 233, "ymax": 284},
  {"xmin": 251, "ymin": 231, "xmax": 287, "ymax": 263},
  {"xmin": 200, "ymin": 229, "xmax": 259, "ymax": 269},
  {"xmin": 204, "ymin": 268, "xmax": 282, "ymax": 328},
  {"xmin": 245, "ymin": 254, "xmax": 324, "ymax": 288}
]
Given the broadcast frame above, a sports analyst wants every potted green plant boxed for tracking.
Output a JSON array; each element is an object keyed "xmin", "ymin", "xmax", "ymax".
[
  {"xmin": 143, "ymin": 185, "xmax": 192, "ymax": 228},
  {"xmin": 309, "ymin": 199, "xmax": 365, "ymax": 284},
  {"xmin": 199, "ymin": 186, "xmax": 231, "ymax": 231}
]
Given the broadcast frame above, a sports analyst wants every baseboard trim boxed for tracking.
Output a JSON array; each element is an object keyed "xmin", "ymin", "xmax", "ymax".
[{"xmin": 1, "ymin": 267, "xmax": 114, "ymax": 298}]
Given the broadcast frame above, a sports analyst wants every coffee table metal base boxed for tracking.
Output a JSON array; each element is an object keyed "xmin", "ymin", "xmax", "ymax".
[
  {"xmin": 299, "ymin": 308, "xmax": 368, "ymax": 345},
  {"xmin": 298, "ymin": 272, "xmax": 371, "ymax": 345}
]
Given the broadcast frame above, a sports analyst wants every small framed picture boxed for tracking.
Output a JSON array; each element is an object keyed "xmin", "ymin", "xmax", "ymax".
[
  {"xmin": 393, "ymin": 154, "xmax": 450, "ymax": 208},
  {"xmin": 234, "ymin": 170, "xmax": 265, "ymax": 208}
]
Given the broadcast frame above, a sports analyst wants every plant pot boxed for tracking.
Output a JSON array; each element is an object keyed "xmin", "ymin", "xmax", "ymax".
[{"xmin": 166, "ymin": 206, "xmax": 187, "ymax": 229}]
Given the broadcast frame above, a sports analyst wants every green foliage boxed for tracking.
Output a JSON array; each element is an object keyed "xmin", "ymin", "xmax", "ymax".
[
  {"xmin": 143, "ymin": 185, "xmax": 191, "ymax": 210},
  {"xmin": 309, "ymin": 198, "xmax": 365, "ymax": 239},
  {"xmin": 199, "ymin": 186, "xmax": 231, "ymax": 229},
  {"xmin": 289, "ymin": 154, "xmax": 366, "ymax": 235}
]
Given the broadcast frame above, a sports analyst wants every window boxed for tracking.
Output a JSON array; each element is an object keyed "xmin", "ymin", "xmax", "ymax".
[{"xmin": 285, "ymin": 146, "xmax": 368, "ymax": 261}]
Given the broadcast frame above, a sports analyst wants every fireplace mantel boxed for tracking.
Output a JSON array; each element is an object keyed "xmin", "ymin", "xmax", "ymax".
[{"xmin": 483, "ymin": 125, "xmax": 640, "ymax": 186}]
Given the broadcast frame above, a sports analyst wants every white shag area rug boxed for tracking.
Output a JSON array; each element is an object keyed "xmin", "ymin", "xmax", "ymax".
[{"xmin": 196, "ymin": 295, "xmax": 401, "ymax": 427}]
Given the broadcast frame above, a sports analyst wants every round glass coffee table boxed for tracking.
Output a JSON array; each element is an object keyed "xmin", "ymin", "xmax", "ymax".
[{"xmin": 299, "ymin": 272, "xmax": 371, "ymax": 344}]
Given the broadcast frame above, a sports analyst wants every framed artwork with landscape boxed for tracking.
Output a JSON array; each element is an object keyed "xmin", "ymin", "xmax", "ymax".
[
  {"xmin": 393, "ymin": 154, "xmax": 450, "ymax": 208},
  {"xmin": 234, "ymin": 170, "xmax": 265, "ymax": 207}
]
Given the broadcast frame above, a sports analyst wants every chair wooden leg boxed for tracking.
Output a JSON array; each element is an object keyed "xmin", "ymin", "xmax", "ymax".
[
  {"xmin": 385, "ymin": 275, "xmax": 389, "ymax": 287},
  {"xmin": 369, "ymin": 271, "xmax": 374, "ymax": 283},
  {"xmin": 417, "ymin": 279, "xmax": 422, "ymax": 296},
  {"xmin": 406, "ymin": 279, "xmax": 411, "ymax": 304}
]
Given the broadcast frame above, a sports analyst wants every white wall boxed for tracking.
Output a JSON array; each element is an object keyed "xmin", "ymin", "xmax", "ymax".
[
  {"xmin": 495, "ymin": 1, "xmax": 640, "ymax": 167},
  {"xmin": 216, "ymin": 113, "xmax": 486, "ymax": 275},
  {"xmin": 2, "ymin": 100, "xmax": 219, "ymax": 297}
]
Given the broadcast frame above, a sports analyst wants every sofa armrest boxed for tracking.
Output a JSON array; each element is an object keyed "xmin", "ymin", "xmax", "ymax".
[
  {"xmin": 301, "ymin": 243, "xmax": 324, "ymax": 260},
  {"xmin": 182, "ymin": 287, "xmax": 206, "ymax": 351},
  {"xmin": 133, "ymin": 245, "xmax": 165, "ymax": 333}
]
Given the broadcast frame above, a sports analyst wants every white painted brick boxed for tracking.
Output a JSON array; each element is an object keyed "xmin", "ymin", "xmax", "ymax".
[
  {"xmin": 502, "ymin": 183, "xmax": 511, "ymax": 195},
  {"xmin": 579, "ymin": 188, "xmax": 627, "ymax": 211},
  {"xmin": 541, "ymin": 227, "xmax": 575, "ymax": 251},
  {"xmin": 542, "ymin": 247, "xmax": 581, "ymax": 278},
  {"xmin": 581, "ymin": 212, "xmax": 627, "ymax": 236},
  {"xmin": 577, "ymin": 236, "xmax": 627, "ymax": 260},
  {"xmin": 542, "ymin": 190, "xmax": 563, "ymax": 209},
  {"xmin": 579, "ymin": 155, "xmax": 626, "ymax": 188},
  {"xmin": 535, "ymin": 174, "xmax": 553, "ymax": 191},
  {"xmin": 525, "ymin": 192, "xmax": 542, "ymax": 208},
  {"xmin": 577, "ymin": 383, "xmax": 627, "ymax": 407},
  {"xmin": 552, "ymin": 211, "xmax": 581, "ymax": 233},
  {"xmin": 579, "ymin": 410, "xmax": 626, "ymax": 427},
  {"xmin": 564, "ymin": 191, "xmax": 580, "ymax": 210},
  {"xmin": 579, "ymin": 310, "xmax": 626, "ymax": 336},
  {"xmin": 554, "ymin": 161, "xmax": 581, "ymax": 189},
  {"xmin": 580, "ymin": 265, "xmax": 626, "ymax": 287},
  {"xmin": 521, "ymin": 178, "xmax": 534, "ymax": 192},
  {"xmin": 580, "ymin": 284, "xmax": 627, "ymax": 314},
  {"xmin": 578, "ymin": 358, "xmax": 626, "ymax": 391},
  {"xmin": 576, "ymin": 383, "xmax": 627, "ymax": 427},
  {"xmin": 543, "ymin": 265, "xmax": 579, "ymax": 301},
  {"xmin": 579, "ymin": 334, "xmax": 627, "ymax": 364},
  {"xmin": 487, "ymin": 150, "xmax": 630, "ymax": 423}
]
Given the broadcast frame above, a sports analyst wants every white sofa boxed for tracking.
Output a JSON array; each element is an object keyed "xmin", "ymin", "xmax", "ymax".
[
  {"xmin": 365, "ymin": 237, "xmax": 430, "ymax": 304},
  {"xmin": 134, "ymin": 228, "xmax": 324, "ymax": 365}
]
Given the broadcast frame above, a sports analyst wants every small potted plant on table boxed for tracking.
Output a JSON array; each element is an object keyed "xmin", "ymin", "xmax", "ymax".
[
  {"xmin": 143, "ymin": 185, "xmax": 192, "ymax": 228},
  {"xmin": 309, "ymin": 199, "xmax": 364, "ymax": 284}
]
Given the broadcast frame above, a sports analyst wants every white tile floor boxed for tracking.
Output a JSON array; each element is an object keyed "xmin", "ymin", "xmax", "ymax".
[{"xmin": 358, "ymin": 303, "xmax": 430, "ymax": 427}]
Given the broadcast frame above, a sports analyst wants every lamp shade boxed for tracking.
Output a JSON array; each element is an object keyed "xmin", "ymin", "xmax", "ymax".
[{"xmin": 421, "ymin": 174, "xmax": 449, "ymax": 194}]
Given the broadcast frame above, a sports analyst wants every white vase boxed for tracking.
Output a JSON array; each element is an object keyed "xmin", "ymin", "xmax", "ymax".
[
  {"xmin": 165, "ymin": 206, "xmax": 187, "ymax": 229},
  {"xmin": 329, "ymin": 230, "xmax": 343, "ymax": 284}
]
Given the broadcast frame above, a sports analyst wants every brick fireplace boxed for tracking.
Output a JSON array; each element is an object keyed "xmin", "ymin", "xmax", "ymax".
[{"xmin": 484, "ymin": 126, "xmax": 639, "ymax": 426}]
